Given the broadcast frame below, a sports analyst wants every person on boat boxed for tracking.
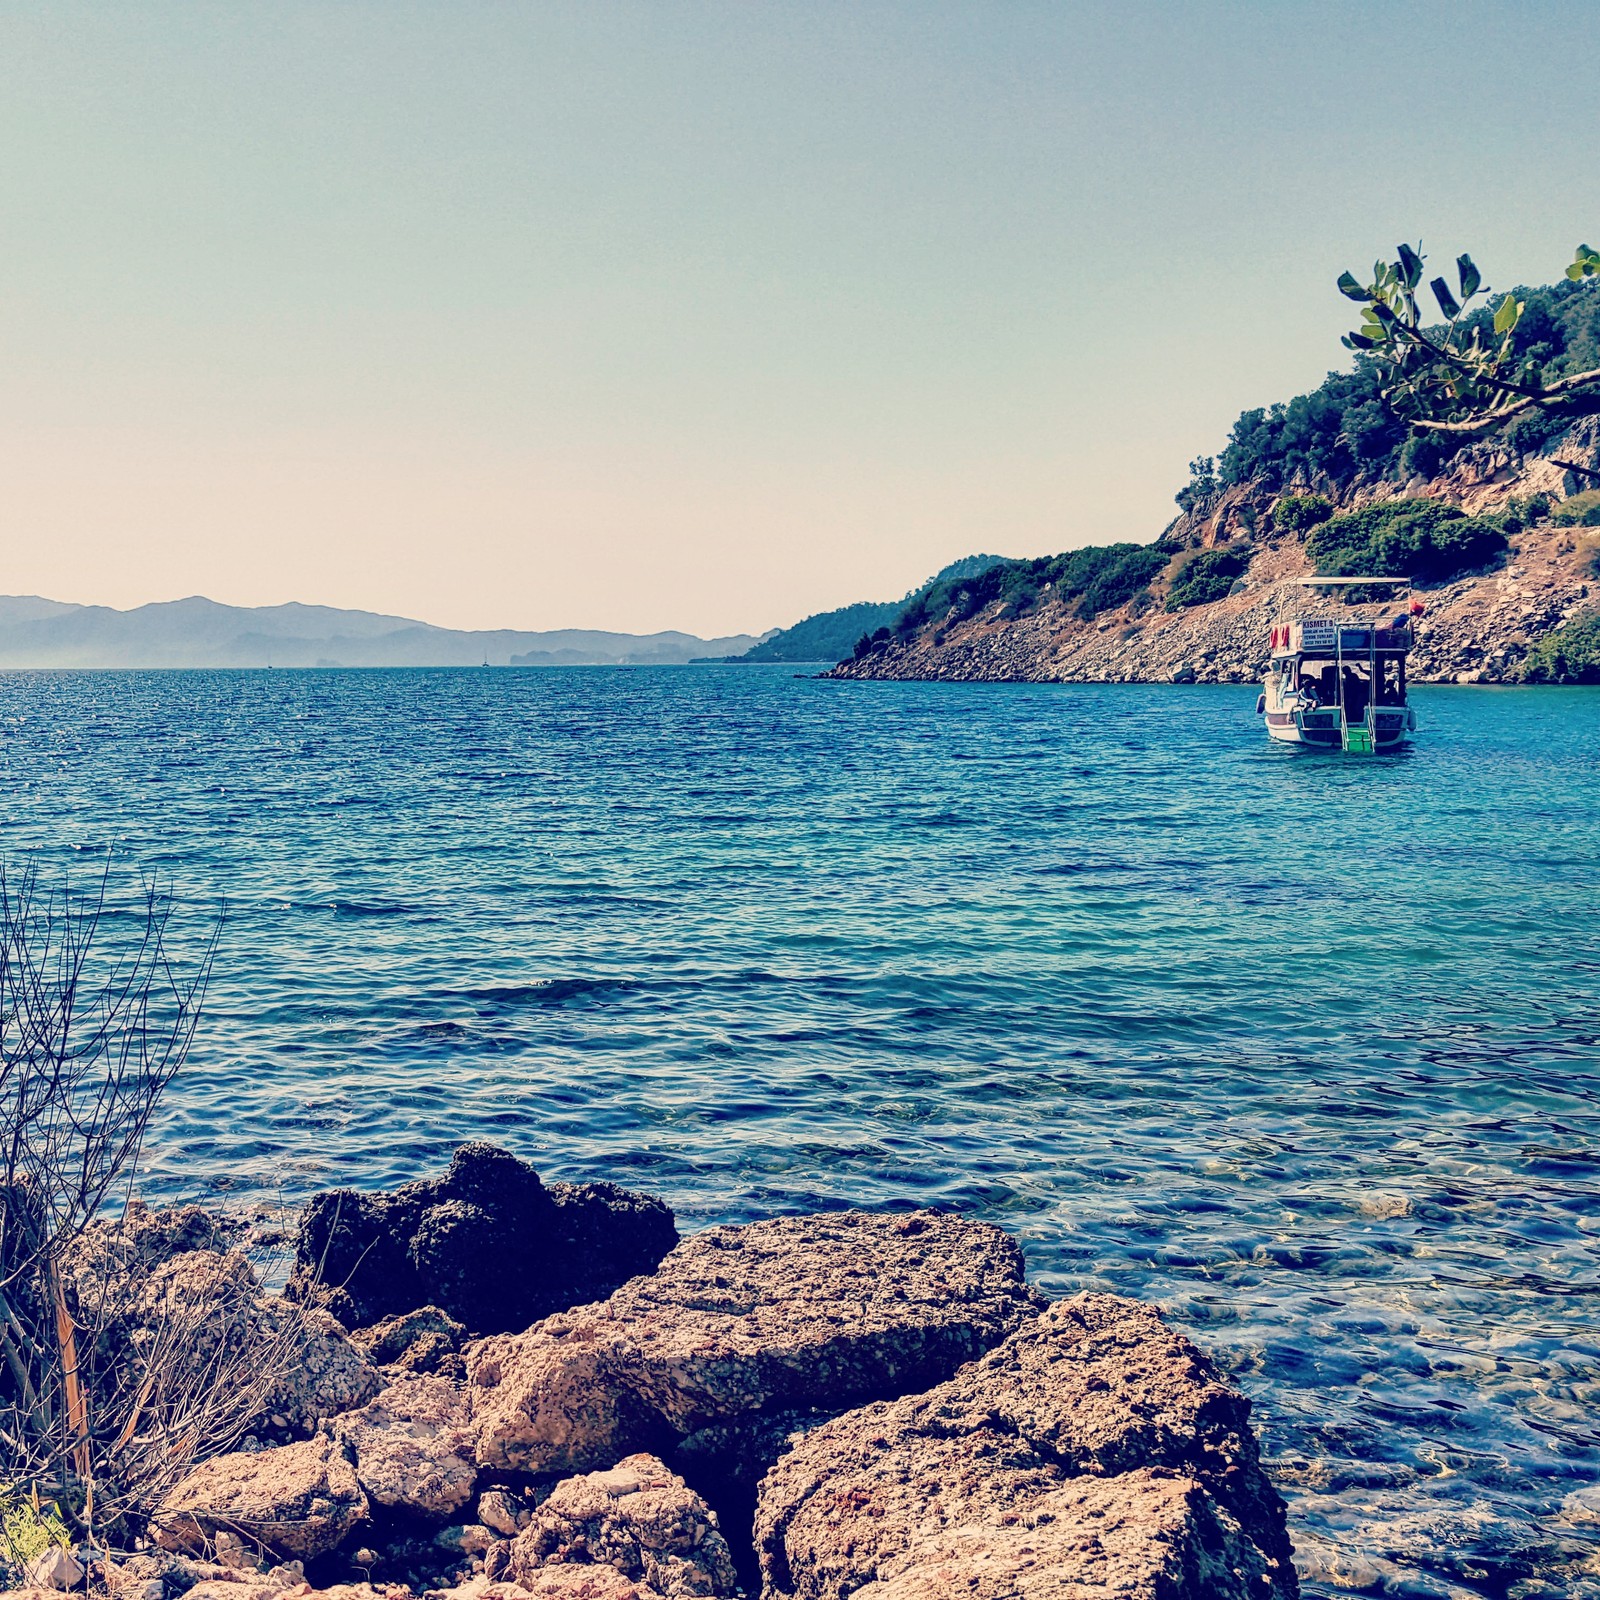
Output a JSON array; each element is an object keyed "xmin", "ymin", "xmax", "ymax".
[{"xmin": 1299, "ymin": 677, "xmax": 1321, "ymax": 708}]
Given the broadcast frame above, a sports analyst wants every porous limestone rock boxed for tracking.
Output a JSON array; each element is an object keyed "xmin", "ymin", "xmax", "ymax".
[
  {"xmin": 64, "ymin": 1205, "xmax": 379, "ymax": 1443},
  {"xmin": 333, "ymin": 1374, "xmax": 478, "ymax": 1519},
  {"xmin": 756, "ymin": 1293, "xmax": 1298, "ymax": 1600},
  {"xmin": 288, "ymin": 1144, "xmax": 678, "ymax": 1336},
  {"xmin": 350, "ymin": 1306, "xmax": 469, "ymax": 1379},
  {"xmin": 469, "ymin": 1210, "xmax": 1042, "ymax": 1475},
  {"xmin": 152, "ymin": 1435, "xmax": 369, "ymax": 1561},
  {"xmin": 826, "ymin": 1471, "xmax": 1273, "ymax": 1600},
  {"xmin": 478, "ymin": 1490, "xmax": 536, "ymax": 1538},
  {"xmin": 476, "ymin": 1574, "xmax": 666, "ymax": 1600},
  {"xmin": 506, "ymin": 1455, "xmax": 738, "ymax": 1599}
]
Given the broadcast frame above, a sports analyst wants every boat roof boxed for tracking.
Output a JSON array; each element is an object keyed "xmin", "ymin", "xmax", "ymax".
[{"xmin": 1295, "ymin": 576, "xmax": 1409, "ymax": 587}]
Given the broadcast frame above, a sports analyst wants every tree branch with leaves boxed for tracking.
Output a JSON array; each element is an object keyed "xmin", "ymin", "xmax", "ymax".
[{"xmin": 1337, "ymin": 242, "xmax": 1600, "ymax": 436}]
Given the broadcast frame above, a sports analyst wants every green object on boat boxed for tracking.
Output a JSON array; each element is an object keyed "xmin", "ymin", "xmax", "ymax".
[{"xmin": 1343, "ymin": 724, "xmax": 1376, "ymax": 753}]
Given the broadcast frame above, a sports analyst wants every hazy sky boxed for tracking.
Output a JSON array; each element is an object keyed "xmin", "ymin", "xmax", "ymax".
[{"xmin": 2, "ymin": 3, "xmax": 1595, "ymax": 635}]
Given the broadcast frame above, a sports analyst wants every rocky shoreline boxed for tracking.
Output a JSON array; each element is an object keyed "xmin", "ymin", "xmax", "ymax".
[
  {"xmin": 2, "ymin": 1145, "xmax": 1297, "ymax": 1600},
  {"xmin": 827, "ymin": 421, "xmax": 1600, "ymax": 686}
]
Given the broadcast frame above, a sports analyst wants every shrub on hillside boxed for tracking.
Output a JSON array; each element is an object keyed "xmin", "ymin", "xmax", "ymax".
[
  {"xmin": 1166, "ymin": 547, "xmax": 1250, "ymax": 610},
  {"xmin": 1305, "ymin": 498, "xmax": 1508, "ymax": 584},
  {"xmin": 893, "ymin": 542, "xmax": 1169, "ymax": 634},
  {"xmin": 1553, "ymin": 489, "xmax": 1600, "ymax": 527},
  {"xmin": 1272, "ymin": 495, "xmax": 1333, "ymax": 533},
  {"xmin": 1520, "ymin": 611, "xmax": 1600, "ymax": 682}
]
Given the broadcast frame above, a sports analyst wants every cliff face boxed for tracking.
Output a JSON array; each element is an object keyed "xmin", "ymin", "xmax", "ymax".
[{"xmin": 828, "ymin": 419, "xmax": 1600, "ymax": 686}]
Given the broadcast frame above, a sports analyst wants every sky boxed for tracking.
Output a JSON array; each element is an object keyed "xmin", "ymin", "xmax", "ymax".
[{"xmin": 2, "ymin": 2, "xmax": 1596, "ymax": 637}]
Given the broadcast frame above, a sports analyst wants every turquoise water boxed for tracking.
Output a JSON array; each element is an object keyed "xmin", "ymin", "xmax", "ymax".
[{"xmin": 2, "ymin": 668, "xmax": 1598, "ymax": 1598}]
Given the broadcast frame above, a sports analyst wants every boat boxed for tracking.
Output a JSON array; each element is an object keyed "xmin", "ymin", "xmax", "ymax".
[{"xmin": 1256, "ymin": 577, "xmax": 1419, "ymax": 752}]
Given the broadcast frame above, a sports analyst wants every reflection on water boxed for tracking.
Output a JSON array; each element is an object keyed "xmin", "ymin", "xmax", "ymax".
[{"xmin": 1, "ymin": 668, "xmax": 1598, "ymax": 1598}]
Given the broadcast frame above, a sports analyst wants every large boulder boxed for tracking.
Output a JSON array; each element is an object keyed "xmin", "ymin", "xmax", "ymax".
[
  {"xmin": 755, "ymin": 1293, "xmax": 1298, "ymax": 1600},
  {"xmin": 332, "ymin": 1374, "xmax": 478, "ymax": 1519},
  {"xmin": 506, "ymin": 1454, "xmax": 739, "ymax": 1599},
  {"xmin": 287, "ymin": 1144, "xmax": 678, "ymax": 1335},
  {"xmin": 469, "ymin": 1210, "xmax": 1043, "ymax": 1476},
  {"xmin": 817, "ymin": 1471, "xmax": 1275, "ymax": 1600},
  {"xmin": 151, "ymin": 1435, "xmax": 369, "ymax": 1561}
]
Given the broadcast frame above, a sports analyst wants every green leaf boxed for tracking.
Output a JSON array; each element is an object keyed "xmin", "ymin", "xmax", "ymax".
[
  {"xmin": 1370, "ymin": 300, "xmax": 1397, "ymax": 326},
  {"xmin": 1457, "ymin": 254, "xmax": 1480, "ymax": 299},
  {"xmin": 1343, "ymin": 332, "xmax": 1376, "ymax": 350},
  {"xmin": 1430, "ymin": 276, "xmax": 1461, "ymax": 319},
  {"xmin": 1396, "ymin": 243, "xmax": 1424, "ymax": 288},
  {"xmin": 1336, "ymin": 271, "xmax": 1370, "ymax": 302},
  {"xmin": 1493, "ymin": 294, "xmax": 1520, "ymax": 335}
]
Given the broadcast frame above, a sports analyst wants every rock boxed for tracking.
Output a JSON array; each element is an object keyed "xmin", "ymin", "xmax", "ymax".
[
  {"xmin": 825, "ymin": 1470, "xmax": 1273, "ymax": 1600},
  {"xmin": 435, "ymin": 1526, "xmax": 498, "ymax": 1557},
  {"xmin": 62, "ymin": 1211, "xmax": 379, "ymax": 1450},
  {"xmin": 507, "ymin": 1455, "xmax": 738, "ymax": 1599},
  {"xmin": 213, "ymin": 1532, "xmax": 261, "ymax": 1571},
  {"xmin": 756, "ymin": 1292, "xmax": 1297, "ymax": 1600},
  {"xmin": 350, "ymin": 1307, "xmax": 469, "ymax": 1379},
  {"xmin": 670, "ymin": 1412, "xmax": 830, "ymax": 1591},
  {"xmin": 469, "ymin": 1210, "xmax": 1043, "ymax": 1476},
  {"xmin": 104, "ymin": 1562, "xmax": 168, "ymax": 1600},
  {"xmin": 152, "ymin": 1435, "xmax": 369, "ymax": 1561},
  {"xmin": 175, "ymin": 1585, "xmax": 282, "ymax": 1600},
  {"xmin": 478, "ymin": 1491, "xmax": 535, "ymax": 1538},
  {"xmin": 471, "ymin": 1573, "xmax": 666, "ymax": 1600},
  {"xmin": 287, "ymin": 1144, "xmax": 678, "ymax": 1336},
  {"xmin": 276, "ymin": 1308, "xmax": 382, "ymax": 1433},
  {"xmin": 334, "ymin": 1375, "xmax": 478, "ymax": 1519},
  {"xmin": 25, "ymin": 1548, "xmax": 84, "ymax": 1591}
]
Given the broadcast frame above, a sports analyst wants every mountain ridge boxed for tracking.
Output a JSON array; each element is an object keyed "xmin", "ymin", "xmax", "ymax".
[{"xmin": 0, "ymin": 594, "xmax": 767, "ymax": 669}]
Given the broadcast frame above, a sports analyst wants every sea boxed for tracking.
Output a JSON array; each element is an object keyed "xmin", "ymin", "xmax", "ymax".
[{"xmin": 2, "ymin": 666, "xmax": 1598, "ymax": 1600}]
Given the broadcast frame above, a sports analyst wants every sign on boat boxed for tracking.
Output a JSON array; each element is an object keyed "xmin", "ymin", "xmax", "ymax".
[{"xmin": 1256, "ymin": 576, "xmax": 1419, "ymax": 753}]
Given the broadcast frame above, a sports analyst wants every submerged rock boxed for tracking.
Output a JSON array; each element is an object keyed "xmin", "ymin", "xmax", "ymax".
[
  {"xmin": 152, "ymin": 1435, "xmax": 369, "ymax": 1560},
  {"xmin": 755, "ymin": 1292, "xmax": 1297, "ymax": 1600},
  {"xmin": 468, "ymin": 1210, "xmax": 1043, "ymax": 1476},
  {"xmin": 506, "ymin": 1454, "xmax": 739, "ymax": 1599},
  {"xmin": 287, "ymin": 1144, "xmax": 678, "ymax": 1336}
]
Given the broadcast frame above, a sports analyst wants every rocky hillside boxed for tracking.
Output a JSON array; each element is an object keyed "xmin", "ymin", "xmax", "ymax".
[{"xmin": 830, "ymin": 419, "xmax": 1600, "ymax": 688}]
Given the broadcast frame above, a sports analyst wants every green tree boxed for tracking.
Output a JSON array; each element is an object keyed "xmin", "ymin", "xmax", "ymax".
[{"xmin": 1337, "ymin": 243, "xmax": 1600, "ymax": 437}]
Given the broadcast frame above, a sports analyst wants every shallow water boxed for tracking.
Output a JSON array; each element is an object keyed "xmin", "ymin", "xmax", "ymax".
[{"xmin": 2, "ymin": 667, "xmax": 1598, "ymax": 1598}]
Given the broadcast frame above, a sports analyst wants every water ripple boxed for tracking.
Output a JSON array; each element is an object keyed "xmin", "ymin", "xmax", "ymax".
[{"xmin": 0, "ymin": 668, "xmax": 1597, "ymax": 1597}]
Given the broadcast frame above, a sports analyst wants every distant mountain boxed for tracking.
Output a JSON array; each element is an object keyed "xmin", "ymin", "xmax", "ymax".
[
  {"xmin": 725, "ymin": 555, "xmax": 1009, "ymax": 663},
  {"xmin": 0, "ymin": 596, "xmax": 767, "ymax": 669}
]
